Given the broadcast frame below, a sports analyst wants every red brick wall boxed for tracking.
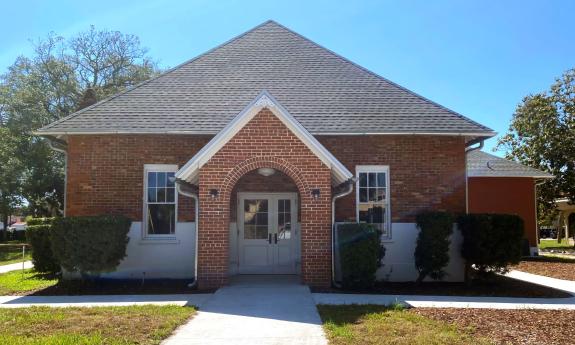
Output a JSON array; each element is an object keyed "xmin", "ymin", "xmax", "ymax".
[
  {"xmin": 468, "ymin": 177, "xmax": 537, "ymax": 246},
  {"xmin": 197, "ymin": 108, "xmax": 332, "ymax": 289},
  {"xmin": 66, "ymin": 135, "xmax": 211, "ymax": 221},
  {"xmin": 64, "ymin": 123, "xmax": 467, "ymax": 289},
  {"xmin": 318, "ymin": 135, "xmax": 467, "ymax": 222}
]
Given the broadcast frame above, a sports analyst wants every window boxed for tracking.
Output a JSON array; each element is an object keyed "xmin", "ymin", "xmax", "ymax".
[
  {"xmin": 356, "ymin": 166, "xmax": 391, "ymax": 238},
  {"xmin": 144, "ymin": 165, "xmax": 178, "ymax": 236}
]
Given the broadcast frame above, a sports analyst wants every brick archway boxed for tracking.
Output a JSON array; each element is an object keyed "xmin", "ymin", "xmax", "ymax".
[
  {"xmin": 195, "ymin": 108, "xmax": 333, "ymax": 289},
  {"xmin": 220, "ymin": 156, "xmax": 310, "ymax": 205}
]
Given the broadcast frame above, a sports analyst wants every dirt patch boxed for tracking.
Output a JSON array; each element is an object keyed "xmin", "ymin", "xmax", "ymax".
[
  {"xmin": 413, "ymin": 308, "xmax": 575, "ymax": 345},
  {"xmin": 313, "ymin": 275, "xmax": 570, "ymax": 298},
  {"xmin": 514, "ymin": 256, "xmax": 575, "ymax": 281}
]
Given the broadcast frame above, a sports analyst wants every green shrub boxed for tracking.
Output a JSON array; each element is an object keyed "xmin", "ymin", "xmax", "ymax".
[
  {"xmin": 26, "ymin": 217, "xmax": 59, "ymax": 273},
  {"xmin": 414, "ymin": 212, "xmax": 454, "ymax": 283},
  {"xmin": 338, "ymin": 223, "xmax": 385, "ymax": 289},
  {"xmin": 458, "ymin": 214, "xmax": 524, "ymax": 281},
  {"xmin": 51, "ymin": 215, "xmax": 131, "ymax": 276}
]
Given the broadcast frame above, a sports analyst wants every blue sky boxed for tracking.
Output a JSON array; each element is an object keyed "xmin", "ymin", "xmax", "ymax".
[{"xmin": 1, "ymin": 0, "xmax": 574, "ymax": 155}]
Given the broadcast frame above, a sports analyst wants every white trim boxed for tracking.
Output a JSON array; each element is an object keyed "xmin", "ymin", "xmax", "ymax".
[
  {"xmin": 35, "ymin": 129, "xmax": 496, "ymax": 137},
  {"xmin": 355, "ymin": 165, "xmax": 392, "ymax": 239},
  {"xmin": 175, "ymin": 90, "xmax": 353, "ymax": 185},
  {"xmin": 468, "ymin": 174, "xmax": 554, "ymax": 179},
  {"xmin": 143, "ymin": 164, "xmax": 179, "ymax": 239}
]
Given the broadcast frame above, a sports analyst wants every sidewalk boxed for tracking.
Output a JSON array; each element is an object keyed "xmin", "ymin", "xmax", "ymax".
[
  {"xmin": 0, "ymin": 261, "xmax": 32, "ymax": 274},
  {"xmin": 0, "ymin": 294, "xmax": 212, "ymax": 308},
  {"xmin": 313, "ymin": 269, "xmax": 575, "ymax": 310}
]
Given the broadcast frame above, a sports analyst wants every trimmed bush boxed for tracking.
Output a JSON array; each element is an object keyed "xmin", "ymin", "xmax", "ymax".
[
  {"xmin": 458, "ymin": 213, "xmax": 524, "ymax": 281},
  {"xmin": 338, "ymin": 223, "xmax": 385, "ymax": 289},
  {"xmin": 414, "ymin": 212, "xmax": 454, "ymax": 283},
  {"xmin": 51, "ymin": 215, "xmax": 131, "ymax": 276},
  {"xmin": 26, "ymin": 217, "xmax": 59, "ymax": 274}
]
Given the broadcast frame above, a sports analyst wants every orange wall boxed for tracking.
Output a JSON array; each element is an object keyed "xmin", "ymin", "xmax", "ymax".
[{"xmin": 468, "ymin": 177, "xmax": 537, "ymax": 246}]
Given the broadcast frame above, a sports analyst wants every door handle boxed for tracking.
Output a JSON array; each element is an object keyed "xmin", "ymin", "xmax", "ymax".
[
  {"xmin": 268, "ymin": 233, "xmax": 272, "ymax": 244},
  {"xmin": 274, "ymin": 233, "xmax": 278, "ymax": 244}
]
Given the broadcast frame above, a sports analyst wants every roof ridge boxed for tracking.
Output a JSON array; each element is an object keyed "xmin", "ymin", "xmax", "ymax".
[
  {"xmin": 269, "ymin": 21, "xmax": 495, "ymax": 135},
  {"xmin": 38, "ymin": 20, "xmax": 278, "ymax": 132}
]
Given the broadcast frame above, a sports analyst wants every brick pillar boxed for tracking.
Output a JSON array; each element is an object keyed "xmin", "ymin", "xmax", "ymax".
[
  {"xmin": 300, "ymin": 185, "xmax": 332, "ymax": 287},
  {"xmin": 197, "ymin": 178, "xmax": 229, "ymax": 289}
]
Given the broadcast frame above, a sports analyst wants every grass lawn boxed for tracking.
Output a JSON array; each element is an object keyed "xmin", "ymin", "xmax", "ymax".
[
  {"xmin": 514, "ymin": 255, "xmax": 575, "ymax": 281},
  {"xmin": 539, "ymin": 239, "xmax": 574, "ymax": 250},
  {"xmin": 0, "ymin": 244, "xmax": 31, "ymax": 266},
  {"xmin": 0, "ymin": 268, "xmax": 58, "ymax": 295},
  {"xmin": 318, "ymin": 304, "xmax": 488, "ymax": 345},
  {"xmin": 0, "ymin": 305, "xmax": 195, "ymax": 345}
]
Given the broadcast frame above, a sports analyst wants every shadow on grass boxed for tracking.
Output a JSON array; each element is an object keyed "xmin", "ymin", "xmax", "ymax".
[{"xmin": 30, "ymin": 278, "xmax": 215, "ymax": 296}]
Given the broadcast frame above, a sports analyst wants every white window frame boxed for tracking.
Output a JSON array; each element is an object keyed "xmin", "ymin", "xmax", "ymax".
[
  {"xmin": 355, "ymin": 165, "xmax": 392, "ymax": 239},
  {"xmin": 143, "ymin": 164, "xmax": 179, "ymax": 239}
]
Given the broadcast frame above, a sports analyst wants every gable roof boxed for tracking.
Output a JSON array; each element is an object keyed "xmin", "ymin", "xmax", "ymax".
[
  {"xmin": 175, "ymin": 90, "xmax": 353, "ymax": 186},
  {"xmin": 36, "ymin": 20, "xmax": 495, "ymax": 138},
  {"xmin": 467, "ymin": 150, "xmax": 553, "ymax": 179}
]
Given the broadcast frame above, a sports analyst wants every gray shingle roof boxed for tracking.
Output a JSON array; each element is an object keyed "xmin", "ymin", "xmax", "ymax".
[
  {"xmin": 467, "ymin": 150, "xmax": 553, "ymax": 178},
  {"xmin": 37, "ymin": 20, "xmax": 495, "ymax": 137}
]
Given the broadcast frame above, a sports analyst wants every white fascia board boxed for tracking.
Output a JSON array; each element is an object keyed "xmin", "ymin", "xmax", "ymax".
[{"xmin": 175, "ymin": 90, "xmax": 353, "ymax": 185}]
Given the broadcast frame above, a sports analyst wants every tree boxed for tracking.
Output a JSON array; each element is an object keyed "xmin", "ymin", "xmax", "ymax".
[
  {"xmin": 498, "ymin": 69, "xmax": 575, "ymax": 223},
  {"xmin": 0, "ymin": 128, "xmax": 23, "ymax": 231},
  {"xmin": 0, "ymin": 26, "xmax": 160, "ymax": 215}
]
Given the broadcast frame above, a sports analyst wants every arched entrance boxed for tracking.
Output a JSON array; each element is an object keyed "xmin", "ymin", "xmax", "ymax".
[{"xmin": 228, "ymin": 169, "xmax": 301, "ymax": 276}]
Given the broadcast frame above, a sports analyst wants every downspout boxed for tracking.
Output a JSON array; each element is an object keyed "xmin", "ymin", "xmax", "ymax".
[
  {"xmin": 46, "ymin": 137, "xmax": 68, "ymax": 217},
  {"xmin": 176, "ymin": 182, "xmax": 199, "ymax": 288},
  {"xmin": 464, "ymin": 138, "xmax": 485, "ymax": 213},
  {"xmin": 331, "ymin": 178, "xmax": 355, "ymax": 288}
]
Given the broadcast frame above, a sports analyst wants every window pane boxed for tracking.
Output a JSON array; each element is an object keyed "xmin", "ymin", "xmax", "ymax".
[
  {"xmin": 278, "ymin": 212, "xmax": 291, "ymax": 240},
  {"xmin": 167, "ymin": 172, "xmax": 175, "ymax": 187},
  {"xmin": 368, "ymin": 188, "xmax": 377, "ymax": 202},
  {"xmin": 255, "ymin": 226, "xmax": 268, "ymax": 239},
  {"xmin": 358, "ymin": 203, "xmax": 385, "ymax": 225},
  {"xmin": 157, "ymin": 188, "xmax": 166, "ymax": 202},
  {"xmin": 166, "ymin": 188, "xmax": 175, "ymax": 202},
  {"xmin": 147, "ymin": 204, "xmax": 175, "ymax": 234},
  {"xmin": 284, "ymin": 200, "xmax": 290, "ymax": 212},
  {"xmin": 359, "ymin": 188, "xmax": 368, "ymax": 202},
  {"xmin": 245, "ymin": 199, "xmax": 267, "ymax": 213},
  {"xmin": 148, "ymin": 172, "xmax": 157, "ymax": 188},
  {"xmin": 377, "ymin": 173, "xmax": 386, "ymax": 187},
  {"xmin": 147, "ymin": 188, "xmax": 156, "ymax": 202},
  {"xmin": 368, "ymin": 172, "xmax": 377, "ymax": 187},
  {"xmin": 376, "ymin": 188, "xmax": 386, "ymax": 202},
  {"xmin": 244, "ymin": 212, "xmax": 256, "ymax": 225},
  {"xmin": 255, "ymin": 212, "xmax": 268, "ymax": 225},
  {"xmin": 157, "ymin": 172, "xmax": 167, "ymax": 187},
  {"xmin": 359, "ymin": 173, "xmax": 367, "ymax": 187},
  {"xmin": 244, "ymin": 225, "xmax": 255, "ymax": 239}
]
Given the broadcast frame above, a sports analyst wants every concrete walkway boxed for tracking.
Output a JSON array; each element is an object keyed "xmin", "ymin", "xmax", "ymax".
[
  {"xmin": 0, "ymin": 261, "xmax": 33, "ymax": 274},
  {"xmin": 313, "ymin": 269, "xmax": 575, "ymax": 310},
  {"xmin": 0, "ymin": 294, "xmax": 212, "ymax": 308},
  {"xmin": 163, "ymin": 276, "xmax": 327, "ymax": 345},
  {"xmin": 506, "ymin": 269, "xmax": 575, "ymax": 295}
]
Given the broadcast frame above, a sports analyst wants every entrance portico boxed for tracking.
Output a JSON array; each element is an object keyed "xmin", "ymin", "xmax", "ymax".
[{"xmin": 175, "ymin": 91, "xmax": 353, "ymax": 289}]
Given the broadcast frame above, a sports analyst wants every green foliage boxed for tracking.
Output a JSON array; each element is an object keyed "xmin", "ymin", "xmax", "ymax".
[
  {"xmin": 338, "ymin": 223, "xmax": 385, "ymax": 289},
  {"xmin": 0, "ymin": 26, "xmax": 160, "ymax": 217},
  {"xmin": 458, "ymin": 214, "xmax": 524, "ymax": 280},
  {"xmin": 26, "ymin": 217, "xmax": 59, "ymax": 273},
  {"xmin": 497, "ymin": 68, "xmax": 575, "ymax": 223},
  {"xmin": 51, "ymin": 216, "xmax": 131, "ymax": 275},
  {"xmin": 414, "ymin": 212, "xmax": 454, "ymax": 282},
  {"xmin": 0, "ymin": 128, "xmax": 23, "ymax": 232}
]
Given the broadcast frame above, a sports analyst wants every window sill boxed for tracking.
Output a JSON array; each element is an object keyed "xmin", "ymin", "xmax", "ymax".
[{"xmin": 139, "ymin": 237, "xmax": 180, "ymax": 245}]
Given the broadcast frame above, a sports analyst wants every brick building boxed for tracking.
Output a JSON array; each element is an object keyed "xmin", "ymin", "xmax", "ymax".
[{"xmin": 37, "ymin": 20, "xmax": 516, "ymax": 289}]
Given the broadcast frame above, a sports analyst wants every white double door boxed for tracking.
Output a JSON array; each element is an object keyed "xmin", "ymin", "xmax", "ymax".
[{"xmin": 238, "ymin": 193, "xmax": 298, "ymax": 274}]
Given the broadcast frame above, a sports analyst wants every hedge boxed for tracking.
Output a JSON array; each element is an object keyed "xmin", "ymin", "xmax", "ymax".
[
  {"xmin": 51, "ymin": 215, "xmax": 131, "ymax": 276},
  {"xmin": 414, "ymin": 212, "xmax": 454, "ymax": 283},
  {"xmin": 26, "ymin": 217, "xmax": 59, "ymax": 274},
  {"xmin": 458, "ymin": 213, "xmax": 524, "ymax": 281},
  {"xmin": 338, "ymin": 223, "xmax": 385, "ymax": 289}
]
